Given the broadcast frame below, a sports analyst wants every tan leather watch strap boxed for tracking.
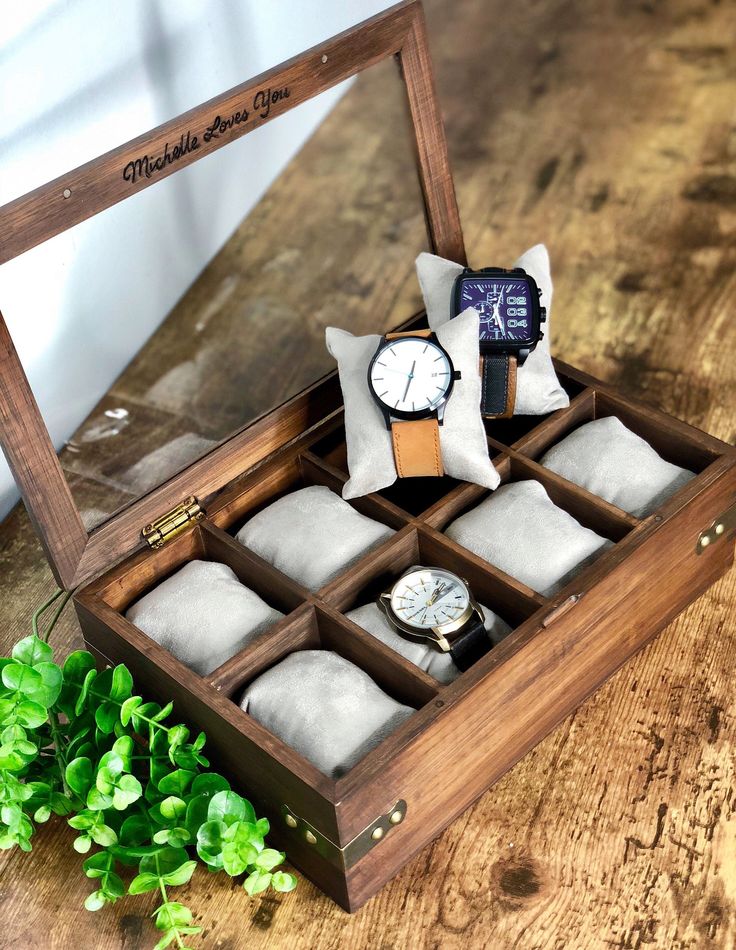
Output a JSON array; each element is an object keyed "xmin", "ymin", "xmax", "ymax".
[
  {"xmin": 480, "ymin": 353, "xmax": 517, "ymax": 418},
  {"xmin": 385, "ymin": 328, "xmax": 432, "ymax": 340},
  {"xmin": 391, "ymin": 419, "xmax": 443, "ymax": 477}
]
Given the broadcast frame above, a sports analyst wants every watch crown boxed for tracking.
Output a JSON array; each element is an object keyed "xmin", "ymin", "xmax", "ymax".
[
  {"xmin": 453, "ymin": 370, "xmax": 462, "ymax": 381},
  {"xmin": 540, "ymin": 306, "xmax": 547, "ymax": 323}
]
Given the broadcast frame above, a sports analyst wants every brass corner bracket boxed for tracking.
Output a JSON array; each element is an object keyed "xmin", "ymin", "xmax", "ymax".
[
  {"xmin": 281, "ymin": 800, "xmax": 407, "ymax": 870},
  {"xmin": 697, "ymin": 500, "xmax": 736, "ymax": 555}
]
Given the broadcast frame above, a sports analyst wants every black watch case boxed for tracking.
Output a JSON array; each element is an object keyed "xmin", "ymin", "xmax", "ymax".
[
  {"xmin": 367, "ymin": 333, "xmax": 461, "ymax": 431},
  {"xmin": 451, "ymin": 266, "xmax": 546, "ymax": 366}
]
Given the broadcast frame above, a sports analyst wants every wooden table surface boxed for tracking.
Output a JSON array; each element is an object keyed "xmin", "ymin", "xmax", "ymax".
[{"xmin": 1, "ymin": 0, "xmax": 735, "ymax": 947}]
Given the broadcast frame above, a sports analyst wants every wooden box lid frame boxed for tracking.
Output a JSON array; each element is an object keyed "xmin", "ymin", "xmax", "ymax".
[{"xmin": 0, "ymin": 0, "xmax": 466, "ymax": 591}]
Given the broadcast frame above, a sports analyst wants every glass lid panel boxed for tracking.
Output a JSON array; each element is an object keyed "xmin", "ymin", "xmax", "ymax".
[{"xmin": 0, "ymin": 57, "xmax": 429, "ymax": 531}]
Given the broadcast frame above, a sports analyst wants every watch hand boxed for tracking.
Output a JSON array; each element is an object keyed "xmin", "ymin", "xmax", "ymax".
[
  {"xmin": 427, "ymin": 582, "xmax": 447, "ymax": 606},
  {"xmin": 402, "ymin": 361, "xmax": 416, "ymax": 402},
  {"xmin": 497, "ymin": 288, "xmax": 506, "ymax": 334}
]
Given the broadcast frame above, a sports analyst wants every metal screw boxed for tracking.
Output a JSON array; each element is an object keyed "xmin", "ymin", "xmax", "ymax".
[
  {"xmin": 321, "ymin": 54, "xmax": 328, "ymax": 63},
  {"xmin": 284, "ymin": 813, "xmax": 297, "ymax": 829},
  {"xmin": 700, "ymin": 535, "xmax": 711, "ymax": 548},
  {"xmin": 389, "ymin": 810, "xmax": 403, "ymax": 825},
  {"xmin": 371, "ymin": 827, "xmax": 384, "ymax": 840},
  {"xmin": 715, "ymin": 523, "xmax": 725, "ymax": 535},
  {"xmin": 305, "ymin": 830, "xmax": 317, "ymax": 845},
  {"xmin": 63, "ymin": 188, "xmax": 71, "ymax": 199}
]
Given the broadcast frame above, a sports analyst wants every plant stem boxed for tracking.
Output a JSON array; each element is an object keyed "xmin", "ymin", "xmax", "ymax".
[
  {"xmin": 48, "ymin": 710, "xmax": 72, "ymax": 797},
  {"xmin": 31, "ymin": 589, "xmax": 64, "ymax": 639},
  {"xmin": 155, "ymin": 852, "xmax": 185, "ymax": 950},
  {"xmin": 40, "ymin": 590, "xmax": 74, "ymax": 643}
]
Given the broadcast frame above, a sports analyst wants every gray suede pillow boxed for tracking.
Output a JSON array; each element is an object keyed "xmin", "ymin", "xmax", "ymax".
[
  {"xmin": 539, "ymin": 416, "xmax": 696, "ymax": 518},
  {"xmin": 125, "ymin": 560, "xmax": 283, "ymax": 676},
  {"xmin": 325, "ymin": 307, "xmax": 500, "ymax": 499},
  {"xmin": 235, "ymin": 485, "xmax": 393, "ymax": 592},
  {"xmin": 346, "ymin": 600, "xmax": 512, "ymax": 684},
  {"xmin": 240, "ymin": 650, "xmax": 414, "ymax": 778},
  {"xmin": 445, "ymin": 480, "xmax": 612, "ymax": 596},
  {"xmin": 416, "ymin": 243, "xmax": 569, "ymax": 415}
]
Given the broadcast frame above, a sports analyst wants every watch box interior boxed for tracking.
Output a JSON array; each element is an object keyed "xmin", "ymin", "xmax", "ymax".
[{"xmin": 0, "ymin": 0, "xmax": 734, "ymax": 914}]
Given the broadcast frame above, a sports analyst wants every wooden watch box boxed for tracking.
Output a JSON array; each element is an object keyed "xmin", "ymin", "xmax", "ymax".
[{"xmin": 0, "ymin": 0, "xmax": 734, "ymax": 913}]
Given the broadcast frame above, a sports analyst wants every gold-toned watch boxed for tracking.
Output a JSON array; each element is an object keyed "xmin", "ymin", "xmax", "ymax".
[
  {"xmin": 378, "ymin": 566, "xmax": 489, "ymax": 672},
  {"xmin": 367, "ymin": 330, "xmax": 461, "ymax": 478}
]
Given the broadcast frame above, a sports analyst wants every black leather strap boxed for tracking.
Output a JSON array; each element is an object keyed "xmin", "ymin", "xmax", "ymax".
[
  {"xmin": 481, "ymin": 353, "xmax": 511, "ymax": 417},
  {"xmin": 449, "ymin": 614, "xmax": 490, "ymax": 672}
]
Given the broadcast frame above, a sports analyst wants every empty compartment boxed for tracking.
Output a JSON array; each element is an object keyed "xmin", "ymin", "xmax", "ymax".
[
  {"xmin": 93, "ymin": 522, "xmax": 305, "ymax": 677},
  {"xmin": 219, "ymin": 604, "xmax": 435, "ymax": 780},
  {"xmin": 215, "ymin": 453, "xmax": 407, "ymax": 593},
  {"xmin": 442, "ymin": 457, "xmax": 633, "ymax": 598},
  {"xmin": 320, "ymin": 525, "xmax": 541, "ymax": 683},
  {"xmin": 516, "ymin": 388, "xmax": 722, "ymax": 518}
]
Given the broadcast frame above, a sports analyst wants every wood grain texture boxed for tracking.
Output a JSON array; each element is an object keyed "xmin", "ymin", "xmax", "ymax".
[{"xmin": 0, "ymin": 0, "xmax": 735, "ymax": 947}]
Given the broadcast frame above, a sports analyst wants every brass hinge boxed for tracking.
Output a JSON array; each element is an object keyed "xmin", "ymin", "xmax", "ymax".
[
  {"xmin": 281, "ymin": 800, "xmax": 407, "ymax": 871},
  {"xmin": 696, "ymin": 499, "xmax": 736, "ymax": 555},
  {"xmin": 142, "ymin": 496, "xmax": 205, "ymax": 549}
]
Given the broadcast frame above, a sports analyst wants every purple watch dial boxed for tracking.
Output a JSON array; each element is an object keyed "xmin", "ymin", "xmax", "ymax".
[{"xmin": 458, "ymin": 276, "xmax": 535, "ymax": 343}]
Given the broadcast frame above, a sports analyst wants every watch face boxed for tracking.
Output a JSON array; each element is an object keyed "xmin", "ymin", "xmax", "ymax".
[
  {"xmin": 458, "ymin": 275, "xmax": 535, "ymax": 344},
  {"xmin": 369, "ymin": 337, "xmax": 452, "ymax": 415},
  {"xmin": 389, "ymin": 568, "xmax": 470, "ymax": 630}
]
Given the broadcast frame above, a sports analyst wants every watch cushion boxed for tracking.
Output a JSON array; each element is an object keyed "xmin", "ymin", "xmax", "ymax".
[
  {"xmin": 326, "ymin": 307, "xmax": 501, "ymax": 499},
  {"xmin": 445, "ymin": 480, "xmax": 612, "ymax": 596},
  {"xmin": 235, "ymin": 485, "xmax": 394, "ymax": 592},
  {"xmin": 539, "ymin": 416, "xmax": 696, "ymax": 518},
  {"xmin": 346, "ymin": 601, "xmax": 512, "ymax": 684},
  {"xmin": 125, "ymin": 560, "xmax": 284, "ymax": 676},
  {"xmin": 416, "ymin": 243, "xmax": 569, "ymax": 415},
  {"xmin": 240, "ymin": 650, "xmax": 414, "ymax": 779}
]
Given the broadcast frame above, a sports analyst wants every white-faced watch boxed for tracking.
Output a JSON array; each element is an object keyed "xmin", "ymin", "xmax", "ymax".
[{"xmin": 378, "ymin": 566, "xmax": 490, "ymax": 672}]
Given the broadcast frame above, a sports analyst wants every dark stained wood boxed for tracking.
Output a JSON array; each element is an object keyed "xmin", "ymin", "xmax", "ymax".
[{"xmin": 0, "ymin": 315, "xmax": 88, "ymax": 586}]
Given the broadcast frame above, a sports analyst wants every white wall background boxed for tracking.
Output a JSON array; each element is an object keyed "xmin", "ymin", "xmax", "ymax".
[{"xmin": 0, "ymin": 0, "xmax": 395, "ymax": 521}]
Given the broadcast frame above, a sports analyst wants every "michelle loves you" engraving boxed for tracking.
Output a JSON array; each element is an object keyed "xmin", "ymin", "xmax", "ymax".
[{"xmin": 122, "ymin": 85, "xmax": 290, "ymax": 184}]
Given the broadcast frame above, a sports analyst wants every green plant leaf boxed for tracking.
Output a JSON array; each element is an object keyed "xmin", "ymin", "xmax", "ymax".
[
  {"xmin": 74, "ymin": 668, "xmax": 98, "ymax": 715},
  {"xmin": 157, "ymin": 796, "xmax": 187, "ymax": 823},
  {"xmin": 112, "ymin": 774, "xmax": 143, "ymax": 810},
  {"xmin": 28, "ymin": 662, "xmax": 63, "ymax": 707},
  {"xmin": 207, "ymin": 791, "xmax": 247, "ymax": 827},
  {"xmin": 14, "ymin": 699, "xmax": 47, "ymax": 728},
  {"xmin": 83, "ymin": 851, "xmax": 113, "ymax": 878},
  {"xmin": 84, "ymin": 889, "xmax": 107, "ymax": 911},
  {"xmin": 119, "ymin": 813, "xmax": 151, "ymax": 847},
  {"xmin": 12, "ymin": 635, "xmax": 53, "ymax": 667},
  {"xmin": 94, "ymin": 701, "xmax": 119, "ymax": 735},
  {"xmin": 152, "ymin": 932, "xmax": 177, "ymax": 950},
  {"xmin": 86, "ymin": 787, "xmax": 113, "ymax": 811},
  {"xmin": 65, "ymin": 757, "xmax": 94, "ymax": 798},
  {"xmin": 243, "ymin": 870, "xmax": 272, "ymax": 895},
  {"xmin": 98, "ymin": 750, "xmax": 125, "ymax": 778},
  {"xmin": 73, "ymin": 835, "xmax": 92, "ymax": 854},
  {"xmin": 112, "ymin": 735, "xmax": 134, "ymax": 768},
  {"xmin": 111, "ymin": 665, "xmax": 133, "ymax": 702},
  {"xmin": 154, "ymin": 901, "xmax": 194, "ymax": 929},
  {"xmin": 255, "ymin": 848, "xmax": 285, "ymax": 872},
  {"xmin": 120, "ymin": 695, "xmax": 142, "ymax": 727},
  {"xmin": 128, "ymin": 872, "xmax": 160, "ymax": 895},
  {"xmin": 190, "ymin": 773, "xmax": 229, "ymax": 797},
  {"xmin": 196, "ymin": 820, "xmax": 226, "ymax": 868},
  {"xmin": 89, "ymin": 823, "xmax": 118, "ymax": 847},
  {"xmin": 140, "ymin": 846, "xmax": 190, "ymax": 878},
  {"xmin": 271, "ymin": 871, "xmax": 298, "ymax": 892},
  {"xmin": 153, "ymin": 701, "xmax": 174, "ymax": 722},
  {"xmin": 33, "ymin": 805, "xmax": 51, "ymax": 823},
  {"xmin": 158, "ymin": 769, "xmax": 195, "ymax": 797},
  {"xmin": 2, "ymin": 662, "xmax": 42, "ymax": 695},
  {"xmin": 162, "ymin": 860, "xmax": 197, "ymax": 887}
]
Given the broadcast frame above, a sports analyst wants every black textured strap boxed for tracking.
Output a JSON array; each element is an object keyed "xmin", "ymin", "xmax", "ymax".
[
  {"xmin": 449, "ymin": 615, "xmax": 490, "ymax": 672},
  {"xmin": 480, "ymin": 353, "xmax": 511, "ymax": 416}
]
